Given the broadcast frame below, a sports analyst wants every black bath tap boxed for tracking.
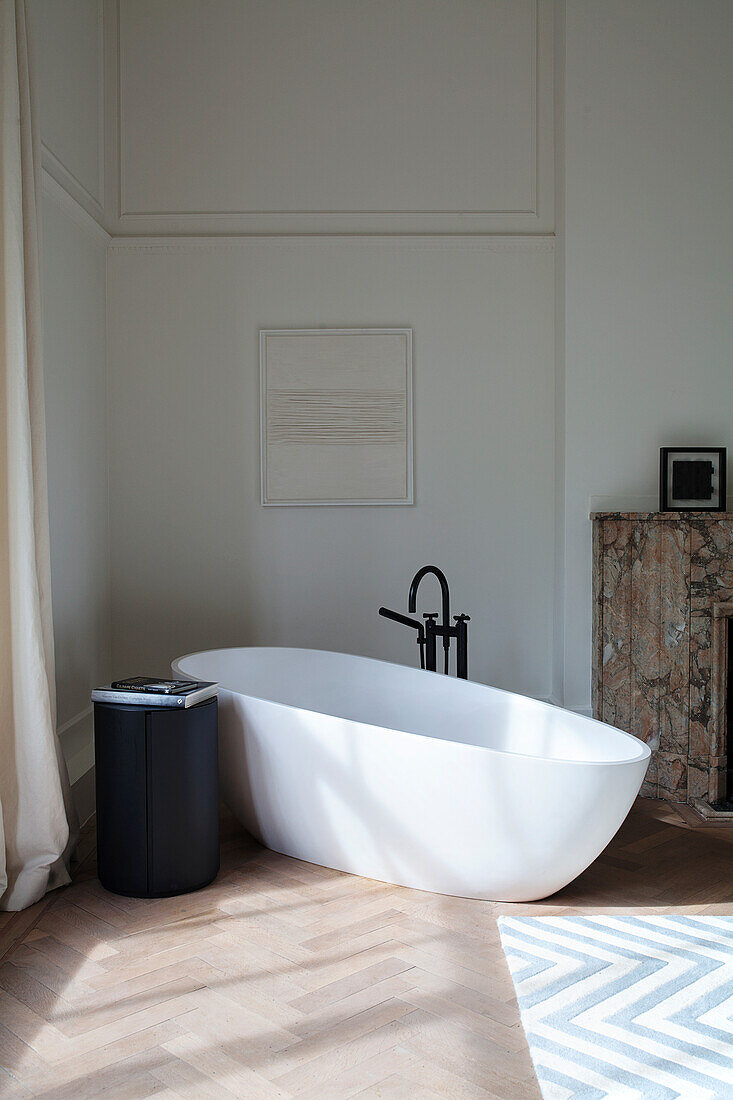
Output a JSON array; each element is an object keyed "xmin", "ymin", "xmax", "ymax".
[{"xmin": 379, "ymin": 565, "xmax": 470, "ymax": 678}]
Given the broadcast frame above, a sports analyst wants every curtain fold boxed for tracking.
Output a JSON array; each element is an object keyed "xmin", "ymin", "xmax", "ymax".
[{"xmin": 0, "ymin": 0, "xmax": 76, "ymax": 911}]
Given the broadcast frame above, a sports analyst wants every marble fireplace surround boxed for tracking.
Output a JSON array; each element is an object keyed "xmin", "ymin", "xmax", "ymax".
[{"xmin": 592, "ymin": 512, "xmax": 733, "ymax": 803}]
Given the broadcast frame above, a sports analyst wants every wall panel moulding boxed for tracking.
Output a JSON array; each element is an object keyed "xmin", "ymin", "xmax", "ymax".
[{"xmin": 110, "ymin": 0, "xmax": 555, "ymax": 237}]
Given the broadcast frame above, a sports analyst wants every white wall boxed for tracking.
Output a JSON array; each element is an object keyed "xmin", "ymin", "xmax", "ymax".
[
  {"xmin": 30, "ymin": 0, "xmax": 110, "ymax": 803},
  {"xmin": 42, "ymin": 187, "xmax": 110, "ymax": 787},
  {"xmin": 39, "ymin": 0, "xmax": 733, "ymax": 737},
  {"xmin": 107, "ymin": 239, "xmax": 555, "ymax": 697},
  {"xmin": 561, "ymin": 0, "xmax": 733, "ymax": 710}
]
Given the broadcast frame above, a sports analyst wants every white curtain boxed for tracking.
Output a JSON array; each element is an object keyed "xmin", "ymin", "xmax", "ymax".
[{"xmin": 0, "ymin": 0, "xmax": 76, "ymax": 910}]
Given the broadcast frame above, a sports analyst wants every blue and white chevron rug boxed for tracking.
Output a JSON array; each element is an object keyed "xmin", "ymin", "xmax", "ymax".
[{"xmin": 498, "ymin": 915, "xmax": 733, "ymax": 1100}]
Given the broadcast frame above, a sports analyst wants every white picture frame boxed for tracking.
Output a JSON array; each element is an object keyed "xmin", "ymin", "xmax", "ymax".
[{"xmin": 260, "ymin": 328, "xmax": 414, "ymax": 506}]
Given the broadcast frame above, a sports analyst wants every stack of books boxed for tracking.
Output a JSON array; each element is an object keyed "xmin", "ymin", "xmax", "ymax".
[{"xmin": 92, "ymin": 678, "xmax": 218, "ymax": 708}]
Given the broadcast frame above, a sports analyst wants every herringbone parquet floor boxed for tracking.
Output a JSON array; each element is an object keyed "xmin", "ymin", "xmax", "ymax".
[{"xmin": 0, "ymin": 798, "xmax": 732, "ymax": 1099}]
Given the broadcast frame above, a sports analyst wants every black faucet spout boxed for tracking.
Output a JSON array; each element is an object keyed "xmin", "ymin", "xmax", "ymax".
[
  {"xmin": 408, "ymin": 565, "xmax": 450, "ymax": 624},
  {"xmin": 408, "ymin": 566, "xmax": 451, "ymax": 672}
]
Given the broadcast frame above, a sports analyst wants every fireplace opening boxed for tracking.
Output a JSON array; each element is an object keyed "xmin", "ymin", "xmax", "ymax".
[
  {"xmin": 713, "ymin": 617, "xmax": 733, "ymax": 811},
  {"xmin": 721, "ymin": 620, "xmax": 726, "ymax": 809}
]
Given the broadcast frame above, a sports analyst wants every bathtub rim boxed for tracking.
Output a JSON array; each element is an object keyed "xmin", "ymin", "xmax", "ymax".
[{"xmin": 172, "ymin": 645, "xmax": 651, "ymax": 769}]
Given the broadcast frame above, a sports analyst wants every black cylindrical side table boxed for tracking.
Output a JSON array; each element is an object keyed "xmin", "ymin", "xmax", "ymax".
[{"xmin": 94, "ymin": 698, "xmax": 219, "ymax": 898}]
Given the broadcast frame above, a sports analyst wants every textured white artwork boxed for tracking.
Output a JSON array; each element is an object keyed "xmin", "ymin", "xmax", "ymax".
[{"xmin": 260, "ymin": 329, "xmax": 413, "ymax": 505}]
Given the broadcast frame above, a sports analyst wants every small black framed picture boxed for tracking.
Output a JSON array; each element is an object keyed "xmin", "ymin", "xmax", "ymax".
[{"xmin": 659, "ymin": 447, "xmax": 727, "ymax": 511}]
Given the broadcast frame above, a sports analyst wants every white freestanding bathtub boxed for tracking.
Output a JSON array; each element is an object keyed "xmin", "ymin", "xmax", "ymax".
[{"xmin": 172, "ymin": 647, "xmax": 649, "ymax": 902}]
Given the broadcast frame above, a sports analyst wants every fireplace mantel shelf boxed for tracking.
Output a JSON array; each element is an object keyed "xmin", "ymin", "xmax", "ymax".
[{"xmin": 590, "ymin": 512, "xmax": 733, "ymax": 521}]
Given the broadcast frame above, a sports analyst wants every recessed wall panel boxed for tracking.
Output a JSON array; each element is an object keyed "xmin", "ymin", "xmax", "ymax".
[{"xmin": 118, "ymin": 0, "xmax": 546, "ymax": 229}]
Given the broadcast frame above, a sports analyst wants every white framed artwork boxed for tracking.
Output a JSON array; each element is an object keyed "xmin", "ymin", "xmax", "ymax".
[{"xmin": 260, "ymin": 328, "xmax": 413, "ymax": 506}]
